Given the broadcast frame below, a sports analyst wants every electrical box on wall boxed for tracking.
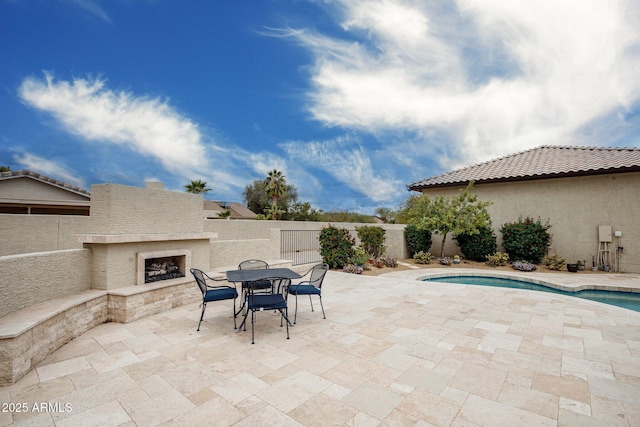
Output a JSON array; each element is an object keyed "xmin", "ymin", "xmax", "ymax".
[
  {"xmin": 599, "ymin": 225, "xmax": 612, "ymax": 242},
  {"xmin": 615, "ymin": 231, "xmax": 622, "ymax": 237}
]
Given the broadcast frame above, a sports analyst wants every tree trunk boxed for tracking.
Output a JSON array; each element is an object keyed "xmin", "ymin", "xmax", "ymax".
[
  {"xmin": 271, "ymin": 196, "xmax": 277, "ymax": 220},
  {"xmin": 440, "ymin": 233, "xmax": 447, "ymax": 258}
]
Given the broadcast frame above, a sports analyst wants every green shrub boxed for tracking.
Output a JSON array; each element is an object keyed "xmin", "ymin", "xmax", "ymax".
[
  {"xmin": 500, "ymin": 216, "xmax": 552, "ymax": 264},
  {"xmin": 318, "ymin": 224, "xmax": 355, "ymax": 268},
  {"xmin": 486, "ymin": 252, "xmax": 509, "ymax": 267},
  {"xmin": 414, "ymin": 251, "xmax": 433, "ymax": 264},
  {"xmin": 356, "ymin": 226, "xmax": 386, "ymax": 259},
  {"xmin": 350, "ymin": 246, "xmax": 369, "ymax": 266},
  {"xmin": 454, "ymin": 225, "xmax": 497, "ymax": 262},
  {"xmin": 404, "ymin": 225, "xmax": 432, "ymax": 257},
  {"xmin": 542, "ymin": 255, "xmax": 566, "ymax": 271}
]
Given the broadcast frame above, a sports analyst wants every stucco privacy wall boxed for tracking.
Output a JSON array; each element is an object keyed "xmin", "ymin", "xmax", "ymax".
[
  {"xmin": 204, "ymin": 220, "xmax": 409, "ymax": 266},
  {"xmin": 0, "ymin": 214, "xmax": 88, "ymax": 256},
  {"xmin": 0, "ymin": 249, "xmax": 91, "ymax": 318},
  {"xmin": 419, "ymin": 172, "xmax": 639, "ymax": 273}
]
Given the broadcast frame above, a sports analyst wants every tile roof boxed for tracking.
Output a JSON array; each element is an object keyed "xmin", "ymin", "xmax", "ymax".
[
  {"xmin": 203, "ymin": 200, "xmax": 257, "ymax": 219},
  {"xmin": 0, "ymin": 169, "xmax": 91, "ymax": 197},
  {"xmin": 408, "ymin": 145, "xmax": 640, "ymax": 190}
]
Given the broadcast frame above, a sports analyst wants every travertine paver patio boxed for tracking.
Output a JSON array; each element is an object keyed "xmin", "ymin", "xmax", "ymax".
[{"xmin": 2, "ymin": 269, "xmax": 640, "ymax": 426}]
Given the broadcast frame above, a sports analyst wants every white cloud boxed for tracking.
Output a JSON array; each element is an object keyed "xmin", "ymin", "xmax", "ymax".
[
  {"xmin": 280, "ymin": 135, "xmax": 401, "ymax": 202},
  {"xmin": 291, "ymin": 0, "xmax": 640, "ymax": 169},
  {"xmin": 16, "ymin": 73, "xmax": 266, "ymax": 202},
  {"xmin": 18, "ymin": 73, "xmax": 208, "ymax": 173},
  {"xmin": 14, "ymin": 152, "xmax": 86, "ymax": 188},
  {"xmin": 67, "ymin": 0, "xmax": 111, "ymax": 22}
]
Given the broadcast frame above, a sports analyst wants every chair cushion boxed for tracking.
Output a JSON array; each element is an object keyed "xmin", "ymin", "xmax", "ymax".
[
  {"xmin": 204, "ymin": 287, "xmax": 238, "ymax": 302},
  {"xmin": 289, "ymin": 284, "xmax": 321, "ymax": 295},
  {"xmin": 247, "ymin": 294, "xmax": 287, "ymax": 310}
]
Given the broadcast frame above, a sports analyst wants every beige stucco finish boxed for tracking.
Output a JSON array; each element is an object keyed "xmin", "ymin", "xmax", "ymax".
[
  {"xmin": 415, "ymin": 172, "xmax": 639, "ymax": 273},
  {"xmin": 88, "ymin": 183, "xmax": 203, "ymax": 235}
]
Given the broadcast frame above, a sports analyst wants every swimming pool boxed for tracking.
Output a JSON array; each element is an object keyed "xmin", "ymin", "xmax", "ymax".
[{"xmin": 424, "ymin": 276, "xmax": 640, "ymax": 313}]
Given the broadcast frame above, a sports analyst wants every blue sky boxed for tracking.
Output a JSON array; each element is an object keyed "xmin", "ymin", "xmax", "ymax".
[{"xmin": 2, "ymin": 0, "xmax": 640, "ymax": 214}]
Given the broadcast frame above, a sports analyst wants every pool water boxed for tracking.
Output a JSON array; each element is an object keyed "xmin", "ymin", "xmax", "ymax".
[{"xmin": 424, "ymin": 276, "xmax": 640, "ymax": 313}]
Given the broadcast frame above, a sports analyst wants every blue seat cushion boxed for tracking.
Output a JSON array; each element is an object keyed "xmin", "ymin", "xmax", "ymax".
[
  {"xmin": 204, "ymin": 287, "xmax": 238, "ymax": 302},
  {"xmin": 247, "ymin": 294, "xmax": 287, "ymax": 310},
  {"xmin": 289, "ymin": 284, "xmax": 321, "ymax": 295}
]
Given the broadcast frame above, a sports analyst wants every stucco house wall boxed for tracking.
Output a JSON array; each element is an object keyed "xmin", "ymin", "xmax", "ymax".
[{"xmin": 418, "ymin": 172, "xmax": 639, "ymax": 273}]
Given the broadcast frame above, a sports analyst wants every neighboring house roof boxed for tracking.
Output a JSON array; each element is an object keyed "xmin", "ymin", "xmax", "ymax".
[
  {"xmin": 202, "ymin": 200, "xmax": 257, "ymax": 219},
  {"xmin": 0, "ymin": 169, "xmax": 91, "ymax": 197},
  {"xmin": 226, "ymin": 202, "xmax": 257, "ymax": 219},
  {"xmin": 408, "ymin": 145, "xmax": 640, "ymax": 191},
  {"xmin": 0, "ymin": 169, "xmax": 91, "ymax": 215}
]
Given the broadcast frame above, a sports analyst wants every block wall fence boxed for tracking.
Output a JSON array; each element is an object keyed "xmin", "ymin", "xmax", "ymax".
[{"xmin": 0, "ymin": 214, "xmax": 408, "ymax": 319}]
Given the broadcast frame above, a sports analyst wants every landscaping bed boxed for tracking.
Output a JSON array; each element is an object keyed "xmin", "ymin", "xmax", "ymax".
[{"xmin": 359, "ymin": 258, "xmax": 606, "ymax": 277}]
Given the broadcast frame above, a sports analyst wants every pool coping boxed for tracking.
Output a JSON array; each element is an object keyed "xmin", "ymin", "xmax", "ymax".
[{"xmin": 380, "ymin": 268, "xmax": 640, "ymax": 294}]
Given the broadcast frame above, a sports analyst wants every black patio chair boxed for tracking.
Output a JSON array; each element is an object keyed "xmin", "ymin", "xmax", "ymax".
[
  {"xmin": 239, "ymin": 277, "xmax": 292, "ymax": 344},
  {"xmin": 236, "ymin": 260, "xmax": 272, "ymax": 313},
  {"xmin": 288, "ymin": 263, "xmax": 329, "ymax": 324},
  {"xmin": 190, "ymin": 268, "xmax": 238, "ymax": 331},
  {"xmin": 238, "ymin": 259, "xmax": 272, "ymax": 292}
]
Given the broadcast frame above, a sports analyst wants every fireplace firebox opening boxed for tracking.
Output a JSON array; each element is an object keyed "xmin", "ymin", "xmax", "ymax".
[
  {"xmin": 137, "ymin": 249, "xmax": 191, "ymax": 285},
  {"xmin": 145, "ymin": 256, "xmax": 185, "ymax": 283}
]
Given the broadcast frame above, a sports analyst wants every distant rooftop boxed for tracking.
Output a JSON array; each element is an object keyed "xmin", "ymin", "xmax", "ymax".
[
  {"xmin": 0, "ymin": 169, "xmax": 91, "ymax": 197},
  {"xmin": 408, "ymin": 145, "xmax": 640, "ymax": 191},
  {"xmin": 202, "ymin": 200, "xmax": 256, "ymax": 220}
]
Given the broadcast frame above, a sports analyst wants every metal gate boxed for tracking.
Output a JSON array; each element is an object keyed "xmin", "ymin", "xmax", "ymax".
[{"xmin": 280, "ymin": 230, "xmax": 322, "ymax": 266}]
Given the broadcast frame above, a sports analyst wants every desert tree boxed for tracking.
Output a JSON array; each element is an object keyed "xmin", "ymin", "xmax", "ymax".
[{"xmin": 402, "ymin": 182, "xmax": 492, "ymax": 258}]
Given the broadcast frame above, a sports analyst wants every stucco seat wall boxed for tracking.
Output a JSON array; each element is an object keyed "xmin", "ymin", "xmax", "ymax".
[
  {"xmin": 0, "ymin": 277, "xmax": 208, "ymax": 385},
  {"xmin": 0, "ymin": 290, "xmax": 108, "ymax": 386}
]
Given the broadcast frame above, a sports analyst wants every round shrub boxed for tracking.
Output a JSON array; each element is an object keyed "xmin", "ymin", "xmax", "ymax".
[
  {"xmin": 350, "ymin": 246, "xmax": 369, "ymax": 266},
  {"xmin": 454, "ymin": 225, "xmax": 497, "ymax": 262},
  {"xmin": 486, "ymin": 252, "xmax": 509, "ymax": 267},
  {"xmin": 500, "ymin": 216, "xmax": 552, "ymax": 264},
  {"xmin": 318, "ymin": 224, "xmax": 355, "ymax": 269},
  {"xmin": 404, "ymin": 225, "xmax": 432, "ymax": 257},
  {"xmin": 542, "ymin": 255, "xmax": 566, "ymax": 271},
  {"xmin": 512, "ymin": 260, "xmax": 537, "ymax": 271},
  {"xmin": 343, "ymin": 264, "xmax": 363, "ymax": 274},
  {"xmin": 356, "ymin": 225, "xmax": 386, "ymax": 259},
  {"xmin": 413, "ymin": 251, "xmax": 432, "ymax": 264}
]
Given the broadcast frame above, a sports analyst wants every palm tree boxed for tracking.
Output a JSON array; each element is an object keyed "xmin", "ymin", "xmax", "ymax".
[
  {"xmin": 184, "ymin": 179, "xmax": 211, "ymax": 194},
  {"xmin": 263, "ymin": 169, "xmax": 286, "ymax": 220}
]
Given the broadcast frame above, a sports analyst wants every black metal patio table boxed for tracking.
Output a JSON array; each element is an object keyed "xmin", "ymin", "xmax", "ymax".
[
  {"xmin": 226, "ymin": 267, "xmax": 302, "ymax": 334},
  {"xmin": 225, "ymin": 267, "xmax": 302, "ymax": 283}
]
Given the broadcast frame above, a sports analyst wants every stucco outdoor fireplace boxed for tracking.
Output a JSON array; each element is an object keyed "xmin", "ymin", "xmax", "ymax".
[{"xmin": 77, "ymin": 183, "xmax": 216, "ymax": 292}]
